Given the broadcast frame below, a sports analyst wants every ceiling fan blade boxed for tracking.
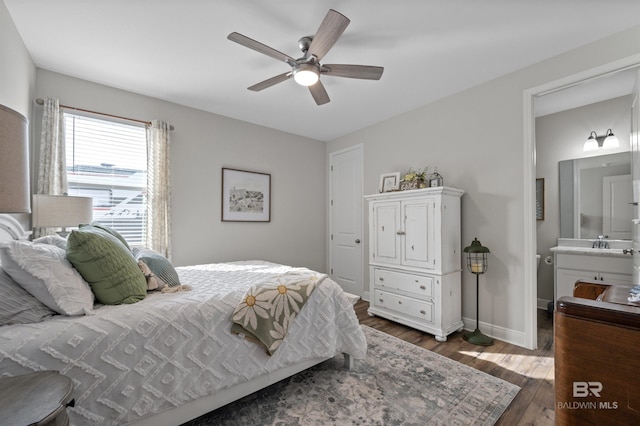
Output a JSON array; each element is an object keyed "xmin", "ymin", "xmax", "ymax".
[
  {"xmin": 322, "ymin": 64, "xmax": 384, "ymax": 80},
  {"xmin": 248, "ymin": 72, "xmax": 292, "ymax": 91},
  {"xmin": 308, "ymin": 81, "xmax": 330, "ymax": 105},
  {"xmin": 307, "ymin": 9, "xmax": 350, "ymax": 61},
  {"xmin": 228, "ymin": 32, "xmax": 294, "ymax": 64}
]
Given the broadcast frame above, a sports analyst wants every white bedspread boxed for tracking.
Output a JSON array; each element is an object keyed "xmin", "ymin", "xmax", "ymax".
[{"xmin": 0, "ymin": 261, "xmax": 367, "ymax": 425}]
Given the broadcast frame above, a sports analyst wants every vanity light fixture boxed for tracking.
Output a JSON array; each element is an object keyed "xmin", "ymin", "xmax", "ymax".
[{"xmin": 583, "ymin": 129, "xmax": 619, "ymax": 152}]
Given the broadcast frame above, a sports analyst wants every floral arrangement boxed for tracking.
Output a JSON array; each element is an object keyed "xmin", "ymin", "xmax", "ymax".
[{"xmin": 401, "ymin": 166, "xmax": 431, "ymax": 182}]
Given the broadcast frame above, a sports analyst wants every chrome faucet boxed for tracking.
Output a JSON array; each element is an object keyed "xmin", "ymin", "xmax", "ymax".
[{"xmin": 592, "ymin": 235, "xmax": 610, "ymax": 249}]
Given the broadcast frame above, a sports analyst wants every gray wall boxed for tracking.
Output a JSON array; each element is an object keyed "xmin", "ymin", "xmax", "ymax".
[
  {"xmin": 327, "ymin": 25, "xmax": 640, "ymax": 346},
  {"xmin": 535, "ymin": 96, "xmax": 632, "ymax": 304},
  {"xmin": 33, "ymin": 70, "xmax": 327, "ymax": 270},
  {"xmin": 0, "ymin": 1, "xmax": 35, "ymax": 230},
  {"xmin": 2, "ymin": 0, "xmax": 328, "ymax": 273},
  {"xmin": 0, "ymin": 2, "xmax": 34, "ymax": 117}
]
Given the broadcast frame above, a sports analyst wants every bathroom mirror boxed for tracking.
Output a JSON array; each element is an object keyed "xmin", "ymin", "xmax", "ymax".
[{"xmin": 559, "ymin": 151, "xmax": 632, "ymax": 240}]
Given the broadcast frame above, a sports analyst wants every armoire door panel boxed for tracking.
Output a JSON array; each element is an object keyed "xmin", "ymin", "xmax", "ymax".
[
  {"xmin": 374, "ymin": 203, "xmax": 401, "ymax": 264},
  {"xmin": 403, "ymin": 201, "xmax": 434, "ymax": 268}
]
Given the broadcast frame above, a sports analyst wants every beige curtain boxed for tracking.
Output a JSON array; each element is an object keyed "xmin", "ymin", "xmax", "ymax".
[
  {"xmin": 146, "ymin": 120, "xmax": 171, "ymax": 259},
  {"xmin": 35, "ymin": 98, "xmax": 67, "ymax": 238}
]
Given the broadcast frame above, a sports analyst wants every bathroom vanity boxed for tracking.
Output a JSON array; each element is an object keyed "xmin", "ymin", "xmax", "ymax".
[{"xmin": 551, "ymin": 238, "xmax": 633, "ymax": 302}]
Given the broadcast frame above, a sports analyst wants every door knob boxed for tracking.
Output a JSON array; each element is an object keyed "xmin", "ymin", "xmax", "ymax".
[{"xmin": 355, "ymin": 239, "xmax": 361, "ymax": 244}]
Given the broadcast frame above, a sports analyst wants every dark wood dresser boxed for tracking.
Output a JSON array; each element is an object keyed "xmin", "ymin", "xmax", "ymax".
[{"xmin": 555, "ymin": 283, "xmax": 640, "ymax": 425}]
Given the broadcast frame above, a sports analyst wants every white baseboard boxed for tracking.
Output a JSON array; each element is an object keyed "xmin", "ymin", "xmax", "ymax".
[
  {"xmin": 461, "ymin": 316, "xmax": 527, "ymax": 348},
  {"xmin": 537, "ymin": 298, "xmax": 552, "ymax": 311}
]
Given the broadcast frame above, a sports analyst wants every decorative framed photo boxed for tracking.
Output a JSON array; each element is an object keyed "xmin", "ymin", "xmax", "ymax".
[
  {"xmin": 536, "ymin": 178, "xmax": 545, "ymax": 220},
  {"xmin": 379, "ymin": 172, "xmax": 401, "ymax": 193},
  {"xmin": 222, "ymin": 168, "xmax": 271, "ymax": 222}
]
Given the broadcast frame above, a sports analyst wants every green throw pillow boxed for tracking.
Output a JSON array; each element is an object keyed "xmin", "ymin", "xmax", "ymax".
[
  {"xmin": 81, "ymin": 222, "xmax": 131, "ymax": 251},
  {"xmin": 66, "ymin": 226, "xmax": 146, "ymax": 305}
]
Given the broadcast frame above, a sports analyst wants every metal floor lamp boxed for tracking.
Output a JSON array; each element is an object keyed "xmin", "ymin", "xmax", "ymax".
[{"xmin": 463, "ymin": 238, "xmax": 494, "ymax": 346}]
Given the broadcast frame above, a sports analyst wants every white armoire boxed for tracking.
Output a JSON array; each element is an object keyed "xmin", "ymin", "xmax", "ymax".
[{"xmin": 365, "ymin": 187, "xmax": 464, "ymax": 341}]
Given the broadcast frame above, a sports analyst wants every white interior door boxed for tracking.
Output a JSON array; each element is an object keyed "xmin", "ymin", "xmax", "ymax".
[
  {"xmin": 603, "ymin": 174, "xmax": 632, "ymax": 240},
  {"xmin": 329, "ymin": 145, "xmax": 364, "ymax": 297}
]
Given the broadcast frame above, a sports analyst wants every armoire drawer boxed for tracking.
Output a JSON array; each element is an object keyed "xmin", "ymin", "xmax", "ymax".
[
  {"xmin": 373, "ymin": 268, "xmax": 434, "ymax": 299},
  {"xmin": 373, "ymin": 289, "xmax": 434, "ymax": 323}
]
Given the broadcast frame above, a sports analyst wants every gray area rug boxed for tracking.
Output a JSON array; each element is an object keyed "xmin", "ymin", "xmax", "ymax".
[{"xmin": 183, "ymin": 326, "xmax": 520, "ymax": 425}]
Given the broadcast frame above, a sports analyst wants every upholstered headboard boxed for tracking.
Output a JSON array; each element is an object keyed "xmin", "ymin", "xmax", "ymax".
[{"xmin": 0, "ymin": 214, "xmax": 30, "ymax": 243}]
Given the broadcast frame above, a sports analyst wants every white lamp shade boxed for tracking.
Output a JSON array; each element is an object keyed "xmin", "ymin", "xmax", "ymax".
[
  {"xmin": 583, "ymin": 137, "xmax": 599, "ymax": 151},
  {"xmin": 0, "ymin": 104, "xmax": 30, "ymax": 213},
  {"xmin": 602, "ymin": 129, "xmax": 619, "ymax": 149},
  {"xmin": 32, "ymin": 195, "xmax": 93, "ymax": 228}
]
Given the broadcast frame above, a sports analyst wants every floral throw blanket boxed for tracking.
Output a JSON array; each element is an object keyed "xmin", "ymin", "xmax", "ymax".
[{"xmin": 231, "ymin": 269, "xmax": 326, "ymax": 354}]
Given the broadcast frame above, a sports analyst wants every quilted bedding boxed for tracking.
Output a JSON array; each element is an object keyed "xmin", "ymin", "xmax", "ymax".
[{"xmin": 0, "ymin": 261, "xmax": 367, "ymax": 425}]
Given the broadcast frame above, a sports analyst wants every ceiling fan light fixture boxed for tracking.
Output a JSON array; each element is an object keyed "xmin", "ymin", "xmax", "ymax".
[
  {"xmin": 228, "ymin": 9, "xmax": 382, "ymax": 105},
  {"xmin": 293, "ymin": 63, "xmax": 319, "ymax": 86}
]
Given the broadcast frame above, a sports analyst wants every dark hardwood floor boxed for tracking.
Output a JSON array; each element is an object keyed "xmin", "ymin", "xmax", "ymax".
[{"xmin": 354, "ymin": 300, "xmax": 555, "ymax": 425}]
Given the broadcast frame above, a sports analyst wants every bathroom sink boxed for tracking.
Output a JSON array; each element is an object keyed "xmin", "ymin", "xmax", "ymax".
[
  {"xmin": 552, "ymin": 238, "xmax": 633, "ymax": 257},
  {"xmin": 550, "ymin": 246, "xmax": 630, "ymax": 257}
]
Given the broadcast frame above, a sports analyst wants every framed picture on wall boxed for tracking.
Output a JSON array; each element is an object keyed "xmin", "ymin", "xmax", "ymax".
[
  {"xmin": 379, "ymin": 172, "xmax": 401, "ymax": 193},
  {"xmin": 222, "ymin": 168, "xmax": 271, "ymax": 222},
  {"xmin": 536, "ymin": 178, "xmax": 545, "ymax": 220}
]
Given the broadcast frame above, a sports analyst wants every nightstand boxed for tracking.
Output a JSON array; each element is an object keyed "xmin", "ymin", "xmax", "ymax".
[{"xmin": 0, "ymin": 371, "xmax": 74, "ymax": 425}]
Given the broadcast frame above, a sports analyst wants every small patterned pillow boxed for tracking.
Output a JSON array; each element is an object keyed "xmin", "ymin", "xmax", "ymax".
[
  {"xmin": 132, "ymin": 248, "xmax": 181, "ymax": 287},
  {"xmin": 137, "ymin": 260, "xmax": 169, "ymax": 291}
]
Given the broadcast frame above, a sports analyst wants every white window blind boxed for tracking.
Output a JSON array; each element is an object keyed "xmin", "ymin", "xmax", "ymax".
[{"xmin": 64, "ymin": 112, "xmax": 147, "ymax": 246}]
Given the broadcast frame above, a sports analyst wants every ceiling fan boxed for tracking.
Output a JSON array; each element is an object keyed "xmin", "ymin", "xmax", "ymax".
[{"xmin": 227, "ymin": 9, "xmax": 384, "ymax": 105}]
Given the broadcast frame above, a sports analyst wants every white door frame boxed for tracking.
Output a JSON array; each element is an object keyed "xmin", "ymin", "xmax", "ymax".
[
  {"xmin": 329, "ymin": 144, "xmax": 365, "ymax": 297},
  {"xmin": 523, "ymin": 54, "xmax": 640, "ymax": 350}
]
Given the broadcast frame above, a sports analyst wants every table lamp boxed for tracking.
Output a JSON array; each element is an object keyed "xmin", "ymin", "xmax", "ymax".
[
  {"xmin": 32, "ymin": 194, "xmax": 93, "ymax": 237},
  {"xmin": 0, "ymin": 104, "xmax": 30, "ymax": 213},
  {"xmin": 463, "ymin": 237, "xmax": 494, "ymax": 346}
]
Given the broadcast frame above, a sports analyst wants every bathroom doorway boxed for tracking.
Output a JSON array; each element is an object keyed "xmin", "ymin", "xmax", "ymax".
[{"xmin": 524, "ymin": 54, "xmax": 640, "ymax": 348}]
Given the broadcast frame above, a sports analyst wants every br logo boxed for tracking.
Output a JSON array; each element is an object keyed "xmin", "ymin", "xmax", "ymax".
[{"xmin": 573, "ymin": 382, "xmax": 602, "ymax": 397}]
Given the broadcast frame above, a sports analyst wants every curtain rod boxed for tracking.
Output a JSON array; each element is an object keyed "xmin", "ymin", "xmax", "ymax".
[{"xmin": 35, "ymin": 98, "xmax": 175, "ymax": 131}]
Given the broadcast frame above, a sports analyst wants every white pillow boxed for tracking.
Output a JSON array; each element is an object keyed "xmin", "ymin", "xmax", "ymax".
[
  {"xmin": 0, "ymin": 240, "xmax": 94, "ymax": 316},
  {"xmin": 33, "ymin": 234, "xmax": 68, "ymax": 250}
]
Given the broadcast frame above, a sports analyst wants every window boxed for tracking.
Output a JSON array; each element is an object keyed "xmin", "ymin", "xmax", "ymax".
[{"xmin": 64, "ymin": 112, "xmax": 147, "ymax": 246}]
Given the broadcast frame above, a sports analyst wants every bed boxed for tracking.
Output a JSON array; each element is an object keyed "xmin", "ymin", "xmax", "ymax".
[{"xmin": 0, "ymin": 214, "xmax": 367, "ymax": 425}]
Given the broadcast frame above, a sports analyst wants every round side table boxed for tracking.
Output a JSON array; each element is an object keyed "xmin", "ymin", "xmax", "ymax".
[{"xmin": 0, "ymin": 370, "xmax": 74, "ymax": 425}]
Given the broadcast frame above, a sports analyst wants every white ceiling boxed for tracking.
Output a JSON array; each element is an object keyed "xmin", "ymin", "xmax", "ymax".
[{"xmin": 5, "ymin": 0, "xmax": 640, "ymax": 141}]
